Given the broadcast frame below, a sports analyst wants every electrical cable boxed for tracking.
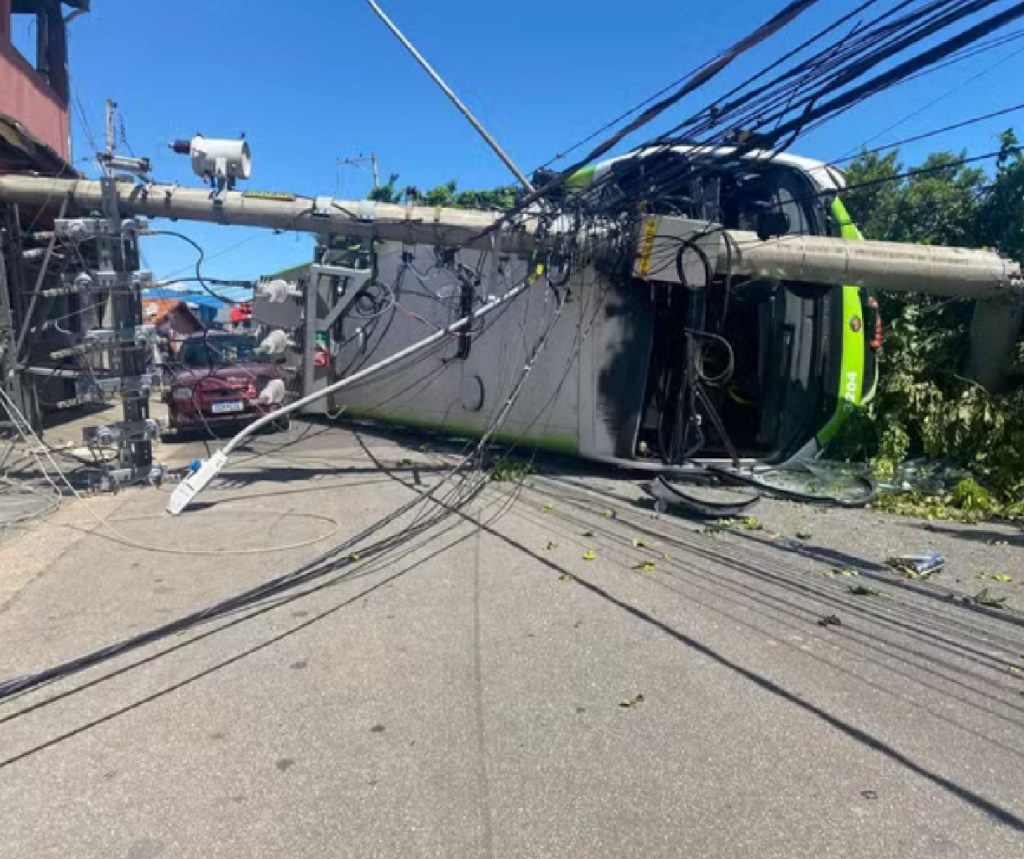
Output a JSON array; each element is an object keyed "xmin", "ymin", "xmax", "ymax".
[
  {"xmin": 688, "ymin": 329, "xmax": 736, "ymax": 388},
  {"xmin": 146, "ymin": 231, "xmax": 254, "ymax": 306},
  {"xmin": 745, "ymin": 2, "xmax": 1024, "ymax": 153},
  {"xmin": 56, "ymin": 510, "xmax": 342, "ymax": 554},
  {"xmin": 829, "ymin": 99, "xmax": 1024, "ymax": 165},
  {"xmin": 555, "ymin": 0, "xmax": 823, "ymax": 179},
  {"xmin": 524, "ymin": 0, "xmax": 1021, "ymax": 225},
  {"xmin": 476, "ymin": 0, "xmax": 825, "ymax": 239},
  {"xmin": 832, "ymin": 31, "xmax": 1024, "ymax": 160},
  {"xmin": 889, "ymin": 20, "xmax": 1024, "ymax": 85},
  {"xmin": 0, "ymin": 270, "xmax": 567, "ymax": 700},
  {"xmin": 661, "ymin": 0, "xmax": 910, "ymax": 144},
  {"xmin": 664, "ymin": 0, "xmax": 1003, "ymax": 144},
  {"xmin": 0, "ymin": 476, "xmax": 62, "ymax": 529},
  {"xmin": 158, "ymin": 235, "xmax": 262, "ymax": 281},
  {"xmin": 14, "ymin": 196, "xmax": 69, "ymax": 358},
  {"xmin": 156, "ymin": 276, "xmax": 255, "ymax": 289},
  {"xmin": 0, "ymin": 386, "xmax": 337, "ymax": 555},
  {"xmin": 0, "ymin": 390, "xmax": 69, "ymax": 505},
  {"xmin": 520, "ymin": 2, "xmax": 937, "ymax": 210},
  {"xmin": 71, "ymin": 90, "xmax": 101, "ymax": 158}
]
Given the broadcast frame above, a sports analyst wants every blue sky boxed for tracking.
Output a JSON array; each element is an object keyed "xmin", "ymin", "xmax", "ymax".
[{"xmin": 41, "ymin": 0, "xmax": 1024, "ymax": 281}]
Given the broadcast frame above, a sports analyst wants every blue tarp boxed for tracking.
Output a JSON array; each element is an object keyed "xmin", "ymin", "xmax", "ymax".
[
  {"xmin": 143, "ymin": 287, "xmax": 251, "ymax": 306},
  {"xmin": 142, "ymin": 288, "xmax": 249, "ymax": 325}
]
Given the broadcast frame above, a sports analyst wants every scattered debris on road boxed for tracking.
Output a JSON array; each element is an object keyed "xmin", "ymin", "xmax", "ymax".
[
  {"xmin": 886, "ymin": 551, "xmax": 946, "ymax": 579},
  {"xmin": 972, "ymin": 588, "xmax": 1008, "ymax": 609}
]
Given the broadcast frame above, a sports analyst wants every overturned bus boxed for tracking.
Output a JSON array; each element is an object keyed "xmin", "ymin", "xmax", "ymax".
[{"xmin": 259, "ymin": 145, "xmax": 879, "ymax": 470}]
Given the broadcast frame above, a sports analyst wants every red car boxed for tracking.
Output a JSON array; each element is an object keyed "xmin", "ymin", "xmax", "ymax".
[{"xmin": 163, "ymin": 331, "xmax": 288, "ymax": 434}]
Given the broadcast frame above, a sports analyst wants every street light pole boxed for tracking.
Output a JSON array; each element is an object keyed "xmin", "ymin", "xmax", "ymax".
[
  {"xmin": 364, "ymin": 0, "xmax": 534, "ymax": 192},
  {"xmin": 337, "ymin": 153, "xmax": 380, "ymax": 188}
]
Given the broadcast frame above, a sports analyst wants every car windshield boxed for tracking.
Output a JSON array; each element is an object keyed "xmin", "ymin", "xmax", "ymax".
[{"xmin": 179, "ymin": 335, "xmax": 259, "ymax": 368}]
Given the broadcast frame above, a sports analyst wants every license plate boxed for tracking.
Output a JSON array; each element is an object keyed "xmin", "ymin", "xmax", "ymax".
[{"xmin": 210, "ymin": 400, "xmax": 245, "ymax": 414}]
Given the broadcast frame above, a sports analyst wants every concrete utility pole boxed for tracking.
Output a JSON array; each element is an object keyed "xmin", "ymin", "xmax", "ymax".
[
  {"xmin": 0, "ymin": 175, "xmax": 515, "ymax": 248},
  {"xmin": 97, "ymin": 176, "xmax": 153, "ymax": 478},
  {"xmin": 0, "ymin": 175, "xmax": 1021, "ymax": 301}
]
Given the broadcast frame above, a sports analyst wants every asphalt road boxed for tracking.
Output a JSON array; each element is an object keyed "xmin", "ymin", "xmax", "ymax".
[{"xmin": 1, "ymin": 419, "xmax": 1023, "ymax": 858}]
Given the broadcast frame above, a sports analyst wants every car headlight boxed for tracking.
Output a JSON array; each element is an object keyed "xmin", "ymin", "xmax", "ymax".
[{"xmin": 171, "ymin": 386, "xmax": 194, "ymax": 401}]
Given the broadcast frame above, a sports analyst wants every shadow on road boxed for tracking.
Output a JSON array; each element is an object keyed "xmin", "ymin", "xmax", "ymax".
[{"xmin": 466, "ymin": 504, "xmax": 1024, "ymax": 834}]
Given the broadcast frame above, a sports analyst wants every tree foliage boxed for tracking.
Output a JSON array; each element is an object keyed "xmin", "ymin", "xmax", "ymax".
[
  {"xmin": 367, "ymin": 172, "xmax": 403, "ymax": 204},
  {"xmin": 836, "ymin": 131, "xmax": 1024, "ymax": 512},
  {"xmin": 366, "ymin": 175, "xmax": 518, "ymax": 210}
]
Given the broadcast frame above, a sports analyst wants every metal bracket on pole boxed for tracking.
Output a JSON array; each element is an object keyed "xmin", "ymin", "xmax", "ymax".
[
  {"xmin": 357, "ymin": 200, "xmax": 376, "ymax": 222},
  {"xmin": 312, "ymin": 196, "xmax": 333, "ymax": 217}
]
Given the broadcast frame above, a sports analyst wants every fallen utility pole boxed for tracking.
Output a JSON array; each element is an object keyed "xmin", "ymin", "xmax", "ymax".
[
  {"xmin": 1, "ymin": 175, "xmax": 1021, "ymax": 299},
  {"xmin": 724, "ymin": 231, "xmax": 1023, "ymax": 298},
  {"xmin": 633, "ymin": 217, "xmax": 1024, "ymax": 299},
  {"xmin": 0, "ymin": 175, "xmax": 518, "ymax": 250}
]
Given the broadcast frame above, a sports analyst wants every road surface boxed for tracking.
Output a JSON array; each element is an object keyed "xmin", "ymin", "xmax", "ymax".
[{"xmin": 0, "ymin": 419, "xmax": 1022, "ymax": 858}]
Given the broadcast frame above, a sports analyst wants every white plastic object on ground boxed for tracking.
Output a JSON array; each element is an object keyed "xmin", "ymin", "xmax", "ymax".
[{"xmin": 167, "ymin": 450, "xmax": 229, "ymax": 515}]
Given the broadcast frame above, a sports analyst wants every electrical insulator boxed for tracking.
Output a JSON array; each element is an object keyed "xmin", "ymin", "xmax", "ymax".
[
  {"xmin": 256, "ymin": 329, "xmax": 290, "ymax": 356},
  {"xmin": 256, "ymin": 379, "xmax": 286, "ymax": 405},
  {"xmin": 260, "ymin": 278, "xmax": 301, "ymax": 303}
]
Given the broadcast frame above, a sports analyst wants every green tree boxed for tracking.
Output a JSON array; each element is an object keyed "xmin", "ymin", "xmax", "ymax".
[
  {"xmin": 835, "ymin": 133, "xmax": 1024, "ymax": 509},
  {"xmin": 367, "ymin": 172, "xmax": 403, "ymax": 204},
  {"xmin": 978, "ymin": 131, "xmax": 1024, "ymax": 262},
  {"xmin": 366, "ymin": 177, "xmax": 517, "ymax": 210},
  {"xmin": 843, "ymin": 150, "xmax": 985, "ymax": 246},
  {"xmin": 422, "ymin": 180, "xmax": 458, "ymax": 207}
]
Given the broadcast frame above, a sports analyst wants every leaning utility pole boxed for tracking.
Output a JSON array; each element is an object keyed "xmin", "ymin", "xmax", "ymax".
[
  {"xmin": 38, "ymin": 99, "xmax": 163, "ymax": 488},
  {"xmin": 96, "ymin": 175, "xmax": 154, "ymax": 481},
  {"xmin": 364, "ymin": 0, "xmax": 534, "ymax": 192}
]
